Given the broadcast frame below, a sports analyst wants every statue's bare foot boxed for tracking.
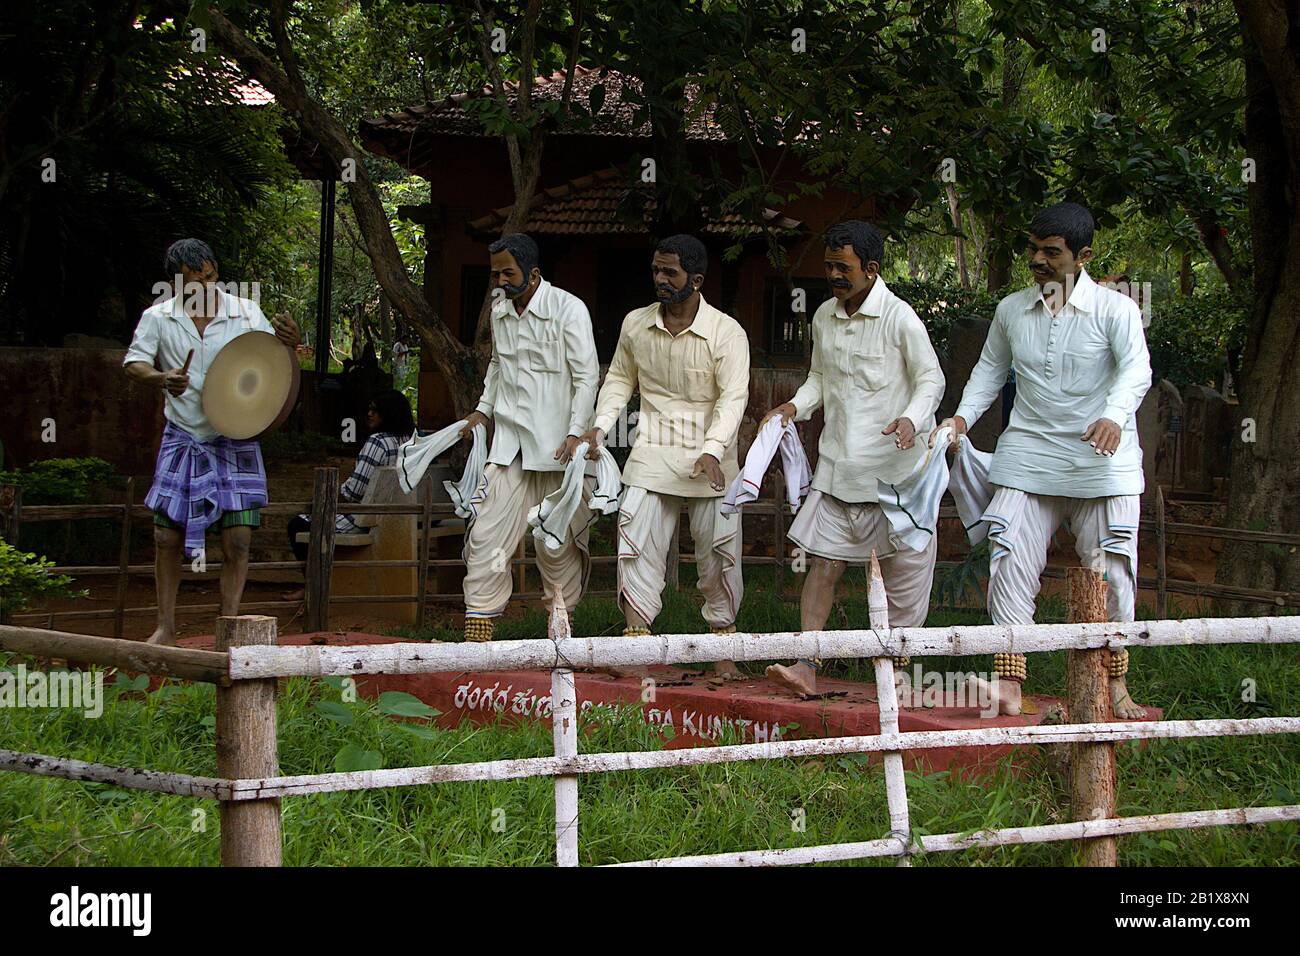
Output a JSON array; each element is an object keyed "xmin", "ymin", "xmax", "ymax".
[
  {"xmin": 1109, "ymin": 676, "xmax": 1147, "ymax": 719},
  {"xmin": 145, "ymin": 627, "xmax": 176, "ymax": 646},
  {"xmin": 765, "ymin": 662, "xmax": 817, "ymax": 697},
  {"xmin": 966, "ymin": 674, "xmax": 1021, "ymax": 716},
  {"xmin": 709, "ymin": 659, "xmax": 747, "ymax": 683}
]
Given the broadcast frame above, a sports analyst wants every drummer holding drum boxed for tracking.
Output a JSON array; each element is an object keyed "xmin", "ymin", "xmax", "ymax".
[{"xmin": 124, "ymin": 238, "xmax": 299, "ymax": 645}]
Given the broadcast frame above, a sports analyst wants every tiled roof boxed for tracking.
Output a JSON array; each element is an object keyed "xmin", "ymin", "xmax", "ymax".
[
  {"xmin": 466, "ymin": 167, "xmax": 801, "ymax": 238},
  {"xmin": 233, "ymin": 79, "xmax": 274, "ymax": 107},
  {"xmin": 361, "ymin": 65, "xmax": 727, "ymax": 142}
]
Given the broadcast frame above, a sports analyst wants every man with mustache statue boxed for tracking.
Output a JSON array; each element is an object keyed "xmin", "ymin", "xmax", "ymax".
[
  {"xmin": 457, "ymin": 233, "xmax": 600, "ymax": 642},
  {"xmin": 761, "ymin": 220, "xmax": 946, "ymax": 698},
  {"xmin": 578, "ymin": 235, "xmax": 750, "ymax": 680},
  {"xmin": 931, "ymin": 202, "xmax": 1151, "ymax": 718}
]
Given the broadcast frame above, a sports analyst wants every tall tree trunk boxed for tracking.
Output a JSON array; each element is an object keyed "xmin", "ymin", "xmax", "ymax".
[{"xmin": 1217, "ymin": 4, "xmax": 1300, "ymax": 610}]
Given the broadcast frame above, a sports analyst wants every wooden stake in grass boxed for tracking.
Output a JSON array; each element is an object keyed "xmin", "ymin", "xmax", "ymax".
[
  {"xmin": 215, "ymin": 615, "xmax": 282, "ymax": 867},
  {"xmin": 1066, "ymin": 566, "xmax": 1117, "ymax": 867},
  {"xmin": 868, "ymin": 551, "xmax": 912, "ymax": 866},
  {"xmin": 550, "ymin": 598, "xmax": 579, "ymax": 867}
]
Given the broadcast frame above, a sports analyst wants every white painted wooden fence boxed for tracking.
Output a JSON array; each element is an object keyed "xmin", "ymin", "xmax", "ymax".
[{"xmin": 4, "ymin": 574, "xmax": 1299, "ymax": 865}]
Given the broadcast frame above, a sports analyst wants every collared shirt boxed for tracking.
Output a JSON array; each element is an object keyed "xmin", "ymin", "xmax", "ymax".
[
  {"xmin": 124, "ymin": 290, "xmax": 275, "ymax": 441},
  {"xmin": 475, "ymin": 278, "xmax": 600, "ymax": 473},
  {"xmin": 789, "ymin": 279, "xmax": 946, "ymax": 503},
  {"xmin": 954, "ymin": 269, "xmax": 1152, "ymax": 498},
  {"xmin": 593, "ymin": 295, "xmax": 750, "ymax": 498}
]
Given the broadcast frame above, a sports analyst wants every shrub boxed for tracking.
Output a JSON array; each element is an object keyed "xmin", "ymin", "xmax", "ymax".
[
  {"xmin": 0, "ymin": 540, "xmax": 84, "ymax": 616},
  {"xmin": 0, "ymin": 457, "xmax": 117, "ymax": 505}
]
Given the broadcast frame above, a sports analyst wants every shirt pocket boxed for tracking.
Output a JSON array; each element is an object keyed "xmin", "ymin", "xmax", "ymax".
[
  {"xmin": 850, "ymin": 351, "xmax": 888, "ymax": 392},
  {"xmin": 1061, "ymin": 338, "xmax": 1111, "ymax": 396},
  {"xmin": 683, "ymin": 367, "xmax": 716, "ymax": 403},
  {"xmin": 524, "ymin": 338, "xmax": 563, "ymax": 374}
]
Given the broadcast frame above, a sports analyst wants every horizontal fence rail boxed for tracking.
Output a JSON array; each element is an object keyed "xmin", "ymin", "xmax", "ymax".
[
  {"xmin": 3, "ymin": 610, "xmax": 1298, "ymax": 867},
  {"xmin": 224, "ymin": 616, "xmax": 1300, "ymax": 679}
]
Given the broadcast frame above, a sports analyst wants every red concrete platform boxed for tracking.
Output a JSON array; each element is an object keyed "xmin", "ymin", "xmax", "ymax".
[{"xmin": 179, "ymin": 631, "xmax": 1162, "ymax": 775}]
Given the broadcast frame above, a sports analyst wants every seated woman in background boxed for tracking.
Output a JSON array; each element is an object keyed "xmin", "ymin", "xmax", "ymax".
[{"xmin": 283, "ymin": 389, "xmax": 416, "ymax": 601}]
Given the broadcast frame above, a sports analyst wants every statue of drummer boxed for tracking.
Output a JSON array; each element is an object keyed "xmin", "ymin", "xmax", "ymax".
[{"xmin": 124, "ymin": 239, "xmax": 299, "ymax": 645}]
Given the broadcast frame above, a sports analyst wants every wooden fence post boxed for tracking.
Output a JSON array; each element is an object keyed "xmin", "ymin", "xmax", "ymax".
[
  {"xmin": 305, "ymin": 467, "xmax": 337, "ymax": 633},
  {"xmin": 114, "ymin": 478, "xmax": 134, "ymax": 639},
  {"xmin": 215, "ymin": 614, "xmax": 282, "ymax": 866},
  {"xmin": 667, "ymin": 510, "xmax": 680, "ymax": 591},
  {"xmin": 552, "ymin": 666, "xmax": 579, "ymax": 867},
  {"xmin": 416, "ymin": 478, "xmax": 432, "ymax": 630},
  {"xmin": 1155, "ymin": 486, "xmax": 1168, "ymax": 619},
  {"xmin": 1066, "ymin": 566, "xmax": 1118, "ymax": 866},
  {"xmin": 0, "ymin": 484, "xmax": 20, "ymax": 625},
  {"xmin": 773, "ymin": 470, "xmax": 785, "ymax": 599},
  {"xmin": 868, "ymin": 552, "xmax": 911, "ymax": 866}
]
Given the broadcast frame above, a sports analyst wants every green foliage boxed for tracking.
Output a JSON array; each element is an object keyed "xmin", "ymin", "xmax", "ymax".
[
  {"xmin": 1145, "ymin": 289, "xmax": 1248, "ymax": 388},
  {"xmin": 888, "ymin": 280, "xmax": 1000, "ymax": 352},
  {"xmin": 0, "ymin": 540, "xmax": 83, "ymax": 615},
  {"xmin": 0, "ymin": 458, "xmax": 117, "ymax": 505}
]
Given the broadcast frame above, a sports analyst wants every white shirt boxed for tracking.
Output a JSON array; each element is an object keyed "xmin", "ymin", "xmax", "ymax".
[
  {"xmin": 123, "ymin": 290, "xmax": 275, "ymax": 441},
  {"xmin": 722, "ymin": 416, "xmax": 812, "ymax": 515},
  {"xmin": 789, "ymin": 279, "xmax": 946, "ymax": 503},
  {"xmin": 476, "ymin": 279, "xmax": 600, "ymax": 473},
  {"xmin": 592, "ymin": 296, "xmax": 750, "ymax": 498},
  {"xmin": 954, "ymin": 270, "xmax": 1152, "ymax": 498}
]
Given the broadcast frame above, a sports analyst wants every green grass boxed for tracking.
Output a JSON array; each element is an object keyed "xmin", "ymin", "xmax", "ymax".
[{"xmin": 2, "ymin": 570, "xmax": 1298, "ymax": 866}]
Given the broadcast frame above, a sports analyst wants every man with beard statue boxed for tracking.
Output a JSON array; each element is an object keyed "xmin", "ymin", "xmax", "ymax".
[
  {"xmin": 578, "ymin": 235, "xmax": 750, "ymax": 680},
  {"xmin": 457, "ymin": 233, "xmax": 600, "ymax": 641}
]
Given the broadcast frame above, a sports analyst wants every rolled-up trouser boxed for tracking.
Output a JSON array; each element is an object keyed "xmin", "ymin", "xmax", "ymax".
[
  {"xmin": 985, "ymin": 487, "xmax": 1139, "ymax": 628},
  {"xmin": 786, "ymin": 489, "xmax": 938, "ymax": 667},
  {"xmin": 788, "ymin": 490, "xmax": 938, "ymax": 628},
  {"xmin": 617, "ymin": 485, "xmax": 742, "ymax": 629},
  {"xmin": 463, "ymin": 455, "xmax": 591, "ymax": 617}
]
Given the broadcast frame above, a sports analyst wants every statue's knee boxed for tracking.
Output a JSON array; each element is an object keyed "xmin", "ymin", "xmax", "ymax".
[{"xmin": 223, "ymin": 526, "xmax": 252, "ymax": 560}]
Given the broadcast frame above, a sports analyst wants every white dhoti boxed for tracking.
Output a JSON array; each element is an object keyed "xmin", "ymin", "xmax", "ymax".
[
  {"xmin": 984, "ymin": 486, "xmax": 1139, "ymax": 626},
  {"xmin": 617, "ymin": 486, "xmax": 742, "ymax": 629},
  {"xmin": 463, "ymin": 455, "xmax": 591, "ymax": 617},
  {"xmin": 787, "ymin": 489, "xmax": 937, "ymax": 628}
]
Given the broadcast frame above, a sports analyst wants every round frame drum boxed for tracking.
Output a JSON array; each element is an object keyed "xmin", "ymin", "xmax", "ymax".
[{"xmin": 201, "ymin": 331, "xmax": 301, "ymax": 440}]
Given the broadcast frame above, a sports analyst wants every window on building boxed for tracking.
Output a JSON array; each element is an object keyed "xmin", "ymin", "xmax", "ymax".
[{"xmin": 765, "ymin": 277, "xmax": 828, "ymax": 358}]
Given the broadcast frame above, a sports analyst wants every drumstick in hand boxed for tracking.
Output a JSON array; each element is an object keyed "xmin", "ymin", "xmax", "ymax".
[{"xmin": 181, "ymin": 349, "xmax": 195, "ymax": 375}]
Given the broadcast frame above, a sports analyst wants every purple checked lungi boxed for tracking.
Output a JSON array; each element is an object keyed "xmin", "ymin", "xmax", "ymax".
[{"xmin": 144, "ymin": 422, "xmax": 269, "ymax": 557}]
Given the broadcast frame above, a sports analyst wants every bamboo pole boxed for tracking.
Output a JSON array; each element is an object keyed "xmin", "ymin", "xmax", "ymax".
[
  {"xmin": 215, "ymin": 615, "xmax": 282, "ymax": 867},
  {"xmin": 1156, "ymin": 486, "xmax": 1168, "ymax": 618},
  {"xmin": 552, "ymin": 667, "xmax": 579, "ymax": 867},
  {"xmin": 0, "ymin": 625, "xmax": 230, "ymax": 683},
  {"xmin": 416, "ymin": 478, "xmax": 432, "ymax": 630},
  {"xmin": 227, "ymin": 615, "xmax": 1300, "ymax": 679},
  {"xmin": 1, "ymin": 749, "xmax": 230, "ymax": 799},
  {"xmin": 868, "ymin": 552, "xmax": 911, "ymax": 866},
  {"xmin": 11, "ymin": 717, "xmax": 1295, "ymax": 802},
  {"xmin": 613, "ymin": 805, "xmax": 1300, "ymax": 867},
  {"xmin": 773, "ymin": 470, "xmax": 785, "ymax": 598},
  {"xmin": 113, "ymin": 478, "xmax": 134, "ymax": 639},
  {"xmin": 1067, "ymin": 567, "xmax": 1117, "ymax": 866},
  {"xmin": 305, "ymin": 467, "xmax": 338, "ymax": 632}
]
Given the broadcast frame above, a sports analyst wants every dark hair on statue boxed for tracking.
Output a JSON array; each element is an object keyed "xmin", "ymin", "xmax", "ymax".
[
  {"xmin": 488, "ymin": 233, "xmax": 540, "ymax": 276},
  {"xmin": 368, "ymin": 389, "xmax": 415, "ymax": 441},
  {"xmin": 655, "ymin": 234, "xmax": 708, "ymax": 278},
  {"xmin": 164, "ymin": 238, "xmax": 217, "ymax": 276},
  {"xmin": 823, "ymin": 220, "xmax": 884, "ymax": 271},
  {"xmin": 1028, "ymin": 202, "xmax": 1095, "ymax": 256}
]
